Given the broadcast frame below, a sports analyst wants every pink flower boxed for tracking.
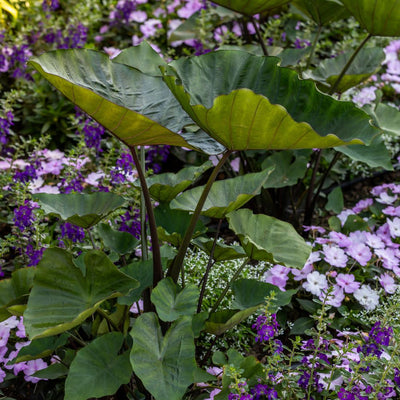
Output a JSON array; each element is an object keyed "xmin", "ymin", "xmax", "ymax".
[
  {"xmin": 329, "ymin": 231, "xmax": 352, "ymax": 248},
  {"xmin": 346, "ymin": 242, "xmax": 371, "ymax": 266},
  {"xmin": 382, "ymin": 206, "xmax": 400, "ymax": 217},
  {"xmin": 292, "ymin": 262, "xmax": 314, "ymax": 281},
  {"xmin": 264, "ymin": 265, "xmax": 290, "ymax": 291},
  {"xmin": 322, "ymin": 245, "xmax": 348, "ymax": 268},
  {"xmin": 387, "ymin": 217, "xmax": 400, "ymax": 238},
  {"xmin": 302, "ymin": 271, "xmax": 328, "ymax": 296},
  {"xmin": 319, "ymin": 285, "xmax": 344, "ymax": 307},
  {"xmin": 375, "ymin": 247, "xmax": 400, "ymax": 270},
  {"xmin": 130, "ymin": 10, "xmax": 147, "ymax": 23},
  {"xmin": 379, "ymin": 273, "xmax": 398, "ymax": 294},
  {"xmin": 365, "ymin": 232, "xmax": 385, "ymax": 249},
  {"xmin": 352, "ymin": 198, "xmax": 373, "ymax": 213},
  {"xmin": 336, "ymin": 273, "xmax": 360, "ymax": 294}
]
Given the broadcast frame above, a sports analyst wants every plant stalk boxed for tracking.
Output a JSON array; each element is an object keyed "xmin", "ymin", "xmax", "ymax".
[
  {"xmin": 139, "ymin": 146, "xmax": 149, "ymax": 261},
  {"xmin": 167, "ymin": 150, "xmax": 233, "ymax": 282},
  {"xmin": 329, "ymin": 33, "xmax": 372, "ymax": 95},
  {"xmin": 251, "ymin": 16, "xmax": 268, "ymax": 56},
  {"xmin": 305, "ymin": 25, "xmax": 322, "ymax": 70}
]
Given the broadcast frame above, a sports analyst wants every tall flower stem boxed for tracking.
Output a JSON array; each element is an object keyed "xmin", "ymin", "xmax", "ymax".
[
  {"xmin": 251, "ymin": 16, "xmax": 268, "ymax": 56},
  {"xmin": 305, "ymin": 25, "xmax": 322, "ymax": 70},
  {"xmin": 139, "ymin": 146, "xmax": 148, "ymax": 261},
  {"xmin": 167, "ymin": 150, "xmax": 233, "ymax": 282}
]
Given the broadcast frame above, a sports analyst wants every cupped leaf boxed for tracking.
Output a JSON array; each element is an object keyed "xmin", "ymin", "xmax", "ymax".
[
  {"xmin": 231, "ymin": 279, "xmax": 297, "ymax": 311},
  {"xmin": 170, "ymin": 168, "xmax": 274, "ymax": 219},
  {"xmin": 28, "ymin": 49, "xmax": 223, "ymax": 154},
  {"xmin": 144, "ymin": 161, "xmax": 213, "ymax": 203},
  {"xmin": 210, "ymin": 0, "xmax": 291, "ymax": 16},
  {"xmin": 33, "ymin": 192, "xmax": 126, "ymax": 229},
  {"xmin": 340, "ymin": 0, "xmax": 400, "ymax": 37},
  {"xmin": 204, "ymin": 306, "xmax": 260, "ymax": 336},
  {"xmin": 292, "ymin": 0, "xmax": 350, "ymax": 25},
  {"xmin": 261, "ymin": 150, "xmax": 310, "ymax": 188},
  {"xmin": 65, "ymin": 332, "xmax": 132, "ymax": 400},
  {"xmin": 308, "ymin": 48, "xmax": 385, "ymax": 93},
  {"xmin": 162, "ymin": 51, "xmax": 379, "ymax": 150},
  {"xmin": 0, "ymin": 267, "xmax": 35, "ymax": 321},
  {"xmin": 151, "ymin": 277, "xmax": 199, "ymax": 322},
  {"xmin": 226, "ymin": 209, "xmax": 311, "ymax": 269},
  {"xmin": 24, "ymin": 248, "xmax": 138, "ymax": 339},
  {"xmin": 97, "ymin": 223, "xmax": 138, "ymax": 255},
  {"xmin": 130, "ymin": 313, "xmax": 208, "ymax": 400},
  {"xmin": 364, "ymin": 102, "xmax": 400, "ymax": 136},
  {"xmin": 193, "ymin": 237, "xmax": 247, "ymax": 262}
]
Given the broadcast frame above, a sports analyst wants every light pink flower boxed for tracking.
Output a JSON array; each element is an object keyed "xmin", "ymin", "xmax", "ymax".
[
  {"xmin": 264, "ymin": 265, "xmax": 290, "ymax": 291},
  {"xmin": 336, "ymin": 273, "xmax": 360, "ymax": 294},
  {"xmin": 346, "ymin": 242, "xmax": 371, "ymax": 266},
  {"xmin": 352, "ymin": 198, "xmax": 373, "ymax": 213},
  {"xmin": 302, "ymin": 271, "xmax": 328, "ymax": 296},
  {"xmin": 292, "ymin": 262, "xmax": 314, "ymax": 281},
  {"xmin": 387, "ymin": 217, "xmax": 400, "ymax": 238},
  {"xmin": 322, "ymin": 245, "xmax": 348, "ymax": 268},
  {"xmin": 319, "ymin": 285, "xmax": 344, "ymax": 307},
  {"xmin": 379, "ymin": 273, "xmax": 398, "ymax": 294}
]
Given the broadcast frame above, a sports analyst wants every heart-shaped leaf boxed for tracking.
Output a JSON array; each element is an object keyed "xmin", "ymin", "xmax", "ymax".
[
  {"xmin": 28, "ymin": 49, "xmax": 224, "ymax": 155},
  {"xmin": 227, "ymin": 209, "xmax": 311, "ymax": 269},
  {"xmin": 24, "ymin": 248, "xmax": 138, "ymax": 339},
  {"xmin": 65, "ymin": 332, "xmax": 132, "ymax": 400},
  {"xmin": 151, "ymin": 277, "xmax": 199, "ymax": 322},
  {"xmin": 130, "ymin": 313, "xmax": 206, "ymax": 400},
  {"xmin": 144, "ymin": 161, "xmax": 213, "ymax": 203},
  {"xmin": 162, "ymin": 51, "xmax": 378, "ymax": 150},
  {"xmin": 308, "ymin": 47, "xmax": 385, "ymax": 93},
  {"xmin": 33, "ymin": 192, "xmax": 126, "ymax": 229},
  {"xmin": 340, "ymin": 0, "xmax": 400, "ymax": 37},
  {"xmin": 204, "ymin": 306, "xmax": 260, "ymax": 336},
  {"xmin": 210, "ymin": 0, "xmax": 291, "ymax": 16},
  {"xmin": 170, "ymin": 168, "xmax": 274, "ymax": 219},
  {"xmin": 292, "ymin": 0, "xmax": 350, "ymax": 25},
  {"xmin": 0, "ymin": 267, "xmax": 35, "ymax": 321}
]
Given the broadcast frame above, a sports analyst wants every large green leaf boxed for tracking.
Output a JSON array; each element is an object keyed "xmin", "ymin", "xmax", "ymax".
[
  {"xmin": 0, "ymin": 268, "xmax": 35, "ymax": 321},
  {"xmin": 193, "ymin": 237, "xmax": 247, "ymax": 262},
  {"xmin": 292, "ymin": 0, "xmax": 350, "ymax": 25},
  {"xmin": 364, "ymin": 102, "xmax": 400, "ymax": 136},
  {"xmin": 210, "ymin": 0, "xmax": 291, "ymax": 16},
  {"xmin": 226, "ymin": 208, "xmax": 311, "ymax": 269},
  {"xmin": 24, "ymin": 248, "xmax": 138, "ymax": 339},
  {"xmin": 97, "ymin": 223, "xmax": 138, "ymax": 255},
  {"xmin": 28, "ymin": 49, "xmax": 223, "ymax": 155},
  {"xmin": 33, "ymin": 192, "xmax": 126, "ymax": 229},
  {"xmin": 340, "ymin": 0, "xmax": 400, "ymax": 37},
  {"xmin": 261, "ymin": 150, "xmax": 310, "ymax": 188},
  {"xmin": 130, "ymin": 313, "xmax": 207, "ymax": 400},
  {"xmin": 308, "ymin": 48, "xmax": 385, "ymax": 93},
  {"xmin": 65, "ymin": 332, "xmax": 132, "ymax": 400},
  {"xmin": 162, "ymin": 51, "xmax": 378, "ymax": 150},
  {"xmin": 204, "ymin": 306, "xmax": 260, "ymax": 336},
  {"xmin": 170, "ymin": 168, "xmax": 274, "ymax": 219},
  {"xmin": 151, "ymin": 278, "xmax": 199, "ymax": 322},
  {"xmin": 144, "ymin": 161, "xmax": 213, "ymax": 203}
]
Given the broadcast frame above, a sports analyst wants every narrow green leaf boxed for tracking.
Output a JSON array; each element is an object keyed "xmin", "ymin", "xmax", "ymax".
[
  {"xmin": 65, "ymin": 333, "xmax": 132, "ymax": 400},
  {"xmin": 227, "ymin": 209, "xmax": 311, "ymax": 269},
  {"xmin": 24, "ymin": 248, "xmax": 138, "ymax": 339},
  {"xmin": 33, "ymin": 192, "xmax": 126, "ymax": 229}
]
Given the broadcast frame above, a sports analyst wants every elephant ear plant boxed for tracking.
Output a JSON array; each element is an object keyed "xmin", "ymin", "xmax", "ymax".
[{"xmin": 19, "ymin": 40, "xmax": 381, "ymax": 400}]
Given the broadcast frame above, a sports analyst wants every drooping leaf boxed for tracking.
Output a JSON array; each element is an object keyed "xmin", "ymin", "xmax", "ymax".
[
  {"xmin": 28, "ymin": 49, "xmax": 224, "ymax": 155},
  {"xmin": 292, "ymin": 0, "xmax": 350, "ymax": 25},
  {"xmin": 261, "ymin": 150, "xmax": 310, "ymax": 188},
  {"xmin": 0, "ymin": 268, "xmax": 35, "ymax": 321},
  {"xmin": 144, "ymin": 161, "xmax": 213, "ymax": 203},
  {"xmin": 335, "ymin": 135, "xmax": 393, "ymax": 170},
  {"xmin": 226, "ymin": 209, "xmax": 311, "ymax": 269},
  {"xmin": 193, "ymin": 237, "xmax": 247, "ymax": 262},
  {"xmin": 24, "ymin": 248, "xmax": 138, "ymax": 339},
  {"xmin": 308, "ymin": 48, "xmax": 385, "ymax": 93},
  {"xmin": 204, "ymin": 306, "xmax": 260, "ymax": 336},
  {"xmin": 210, "ymin": 0, "xmax": 291, "ymax": 16},
  {"xmin": 340, "ymin": 0, "xmax": 400, "ymax": 37},
  {"xmin": 151, "ymin": 277, "xmax": 199, "ymax": 322},
  {"xmin": 231, "ymin": 279, "xmax": 298, "ymax": 311},
  {"xmin": 130, "ymin": 313, "xmax": 207, "ymax": 400},
  {"xmin": 97, "ymin": 223, "xmax": 138, "ymax": 255},
  {"xmin": 364, "ymin": 102, "xmax": 400, "ymax": 136},
  {"xmin": 65, "ymin": 332, "xmax": 132, "ymax": 400},
  {"xmin": 162, "ymin": 51, "xmax": 378, "ymax": 151},
  {"xmin": 170, "ymin": 168, "xmax": 274, "ymax": 219},
  {"xmin": 33, "ymin": 192, "xmax": 126, "ymax": 229}
]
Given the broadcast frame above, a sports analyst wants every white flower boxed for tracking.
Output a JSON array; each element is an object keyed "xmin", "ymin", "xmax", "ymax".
[
  {"xmin": 302, "ymin": 271, "xmax": 328, "ymax": 296},
  {"xmin": 387, "ymin": 217, "xmax": 400, "ymax": 238},
  {"xmin": 353, "ymin": 285, "xmax": 380, "ymax": 311}
]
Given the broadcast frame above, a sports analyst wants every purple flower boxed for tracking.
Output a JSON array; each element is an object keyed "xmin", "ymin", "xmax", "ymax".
[
  {"xmin": 251, "ymin": 384, "xmax": 278, "ymax": 399},
  {"xmin": 80, "ymin": 118, "xmax": 104, "ymax": 153},
  {"xmin": 338, "ymin": 388, "xmax": 355, "ymax": 400},
  {"xmin": 252, "ymin": 313, "xmax": 279, "ymax": 343},
  {"xmin": 336, "ymin": 273, "xmax": 360, "ymax": 294},
  {"xmin": 263, "ymin": 264, "xmax": 290, "ymax": 291},
  {"xmin": 13, "ymin": 202, "xmax": 36, "ymax": 232},
  {"xmin": 394, "ymin": 368, "xmax": 400, "ymax": 386},
  {"xmin": 26, "ymin": 245, "xmax": 44, "ymax": 266},
  {"xmin": 119, "ymin": 208, "xmax": 141, "ymax": 239},
  {"xmin": 13, "ymin": 163, "xmax": 39, "ymax": 183},
  {"xmin": 42, "ymin": 0, "xmax": 60, "ymax": 11},
  {"xmin": 60, "ymin": 222, "xmax": 85, "ymax": 243}
]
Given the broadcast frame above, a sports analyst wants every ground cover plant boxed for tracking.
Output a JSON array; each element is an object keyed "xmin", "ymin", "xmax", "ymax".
[{"xmin": 1, "ymin": 0, "xmax": 400, "ymax": 399}]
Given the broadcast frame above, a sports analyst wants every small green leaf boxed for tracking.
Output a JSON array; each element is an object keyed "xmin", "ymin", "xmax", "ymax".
[
  {"xmin": 326, "ymin": 186, "xmax": 344, "ymax": 214},
  {"xmin": 65, "ymin": 332, "xmax": 132, "ymax": 400},
  {"xmin": 171, "ymin": 168, "xmax": 274, "ymax": 219},
  {"xmin": 24, "ymin": 248, "xmax": 138, "ymax": 339},
  {"xmin": 130, "ymin": 313, "xmax": 202, "ymax": 400},
  {"xmin": 227, "ymin": 209, "xmax": 311, "ymax": 269},
  {"xmin": 97, "ymin": 223, "xmax": 138, "ymax": 255},
  {"xmin": 32, "ymin": 362, "xmax": 69, "ymax": 380},
  {"xmin": 290, "ymin": 317, "xmax": 314, "ymax": 335},
  {"xmin": 193, "ymin": 237, "xmax": 247, "ymax": 262},
  {"xmin": 151, "ymin": 277, "xmax": 199, "ymax": 322},
  {"xmin": 33, "ymin": 192, "xmax": 126, "ymax": 229}
]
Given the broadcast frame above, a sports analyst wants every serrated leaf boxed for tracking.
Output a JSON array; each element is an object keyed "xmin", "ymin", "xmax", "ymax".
[
  {"xmin": 24, "ymin": 248, "xmax": 138, "ymax": 339},
  {"xmin": 227, "ymin": 209, "xmax": 311, "ymax": 269},
  {"xmin": 33, "ymin": 192, "xmax": 126, "ymax": 229},
  {"xmin": 65, "ymin": 333, "xmax": 132, "ymax": 400}
]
